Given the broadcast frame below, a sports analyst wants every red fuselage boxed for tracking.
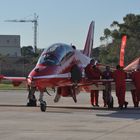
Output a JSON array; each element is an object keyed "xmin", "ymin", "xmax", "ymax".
[{"xmin": 28, "ymin": 43, "xmax": 90, "ymax": 90}]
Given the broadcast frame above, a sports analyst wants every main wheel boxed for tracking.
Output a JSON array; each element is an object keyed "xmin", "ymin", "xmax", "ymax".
[
  {"xmin": 70, "ymin": 86, "xmax": 78, "ymax": 103},
  {"xmin": 40, "ymin": 101, "xmax": 47, "ymax": 112}
]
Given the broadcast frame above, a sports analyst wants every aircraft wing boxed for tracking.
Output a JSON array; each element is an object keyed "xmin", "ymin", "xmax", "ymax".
[
  {"xmin": 0, "ymin": 73, "xmax": 73, "ymax": 88},
  {"xmin": 80, "ymin": 79, "xmax": 134, "ymax": 91},
  {"xmin": 1, "ymin": 76, "xmax": 27, "ymax": 86},
  {"xmin": 31, "ymin": 73, "xmax": 134, "ymax": 91},
  {"xmin": 124, "ymin": 57, "xmax": 140, "ymax": 71},
  {"xmin": 0, "ymin": 75, "xmax": 4, "ymax": 80},
  {"xmin": 31, "ymin": 73, "xmax": 71, "ymax": 79},
  {"xmin": 1, "ymin": 73, "xmax": 134, "ymax": 91}
]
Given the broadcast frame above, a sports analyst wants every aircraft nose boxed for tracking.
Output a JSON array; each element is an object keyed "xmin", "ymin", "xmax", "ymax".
[{"xmin": 29, "ymin": 65, "xmax": 58, "ymax": 79}]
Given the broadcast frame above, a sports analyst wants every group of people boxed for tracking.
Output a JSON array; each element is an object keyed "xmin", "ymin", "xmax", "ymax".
[{"xmin": 85, "ymin": 59, "xmax": 140, "ymax": 109}]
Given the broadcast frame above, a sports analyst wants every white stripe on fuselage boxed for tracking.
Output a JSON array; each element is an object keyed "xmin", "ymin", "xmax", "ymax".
[{"xmin": 31, "ymin": 73, "xmax": 71, "ymax": 79}]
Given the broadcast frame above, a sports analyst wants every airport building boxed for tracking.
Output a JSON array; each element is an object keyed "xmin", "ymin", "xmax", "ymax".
[{"xmin": 0, "ymin": 35, "xmax": 21, "ymax": 56}]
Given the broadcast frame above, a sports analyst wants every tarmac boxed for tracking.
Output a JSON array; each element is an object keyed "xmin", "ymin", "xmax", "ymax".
[{"xmin": 0, "ymin": 90, "xmax": 140, "ymax": 140}]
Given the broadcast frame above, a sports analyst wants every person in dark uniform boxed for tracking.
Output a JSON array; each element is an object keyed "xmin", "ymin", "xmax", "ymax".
[
  {"xmin": 102, "ymin": 66, "xmax": 113, "ymax": 108},
  {"xmin": 131, "ymin": 66, "xmax": 140, "ymax": 107}
]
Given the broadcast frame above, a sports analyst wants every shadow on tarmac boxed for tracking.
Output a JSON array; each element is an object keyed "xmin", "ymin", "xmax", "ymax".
[
  {"xmin": 96, "ymin": 108, "xmax": 140, "ymax": 120},
  {"xmin": 0, "ymin": 104, "xmax": 139, "ymax": 119},
  {"xmin": 46, "ymin": 106, "xmax": 140, "ymax": 120}
]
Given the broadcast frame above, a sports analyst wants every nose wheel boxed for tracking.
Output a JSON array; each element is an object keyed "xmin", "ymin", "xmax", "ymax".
[
  {"xmin": 27, "ymin": 87, "xmax": 37, "ymax": 107},
  {"xmin": 40, "ymin": 101, "xmax": 47, "ymax": 112}
]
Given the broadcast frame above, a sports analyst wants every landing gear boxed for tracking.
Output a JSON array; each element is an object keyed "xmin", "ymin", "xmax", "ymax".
[
  {"xmin": 40, "ymin": 101, "xmax": 47, "ymax": 112},
  {"xmin": 39, "ymin": 91, "xmax": 47, "ymax": 112},
  {"xmin": 27, "ymin": 87, "xmax": 37, "ymax": 107},
  {"xmin": 27, "ymin": 95, "xmax": 37, "ymax": 106},
  {"xmin": 27, "ymin": 86, "xmax": 48, "ymax": 111},
  {"xmin": 70, "ymin": 84, "xmax": 79, "ymax": 103},
  {"xmin": 70, "ymin": 64, "xmax": 81, "ymax": 103}
]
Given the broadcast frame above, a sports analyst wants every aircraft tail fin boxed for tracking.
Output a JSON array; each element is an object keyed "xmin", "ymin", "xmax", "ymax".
[
  {"xmin": 124, "ymin": 57, "xmax": 140, "ymax": 71},
  {"xmin": 83, "ymin": 21, "xmax": 95, "ymax": 57}
]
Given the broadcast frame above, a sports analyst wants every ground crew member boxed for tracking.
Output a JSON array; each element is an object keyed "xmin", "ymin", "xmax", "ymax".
[
  {"xmin": 127, "ymin": 71, "xmax": 138, "ymax": 107},
  {"xmin": 113, "ymin": 65, "xmax": 128, "ymax": 109},
  {"xmin": 85, "ymin": 59, "xmax": 102, "ymax": 107},
  {"xmin": 102, "ymin": 66, "xmax": 113, "ymax": 108},
  {"xmin": 131, "ymin": 89, "xmax": 138, "ymax": 107},
  {"xmin": 131, "ymin": 66, "xmax": 140, "ymax": 107}
]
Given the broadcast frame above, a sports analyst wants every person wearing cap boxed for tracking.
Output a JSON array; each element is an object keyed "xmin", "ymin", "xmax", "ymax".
[
  {"xmin": 113, "ymin": 65, "xmax": 128, "ymax": 109},
  {"xmin": 131, "ymin": 66, "xmax": 140, "ymax": 107},
  {"xmin": 85, "ymin": 59, "xmax": 102, "ymax": 107}
]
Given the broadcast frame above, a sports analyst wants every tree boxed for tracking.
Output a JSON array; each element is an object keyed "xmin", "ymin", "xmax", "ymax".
[
  {"xmin": 97, "ymin": 13, "xmax": 140, "ymax": 66},
  {"xmin": 21, "ymin": 46, "xmax": 34, "ymax": 56}
]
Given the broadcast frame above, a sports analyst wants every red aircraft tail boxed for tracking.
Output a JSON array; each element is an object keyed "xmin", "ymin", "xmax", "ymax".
[
  {"xmin": 83, "ymin": 21, "xmax": 95, "ymax": 57},
  {"xmin": 124, "ymin": 57, "xmax": 140, "ymax": 71}
]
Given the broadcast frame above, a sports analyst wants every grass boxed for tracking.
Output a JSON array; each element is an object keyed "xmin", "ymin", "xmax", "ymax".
[{"xmin": 0, "ymin": 83, "xmax": 26, "ymax": 90}]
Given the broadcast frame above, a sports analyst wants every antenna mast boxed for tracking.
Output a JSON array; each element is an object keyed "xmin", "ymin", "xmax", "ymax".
[{"xmin": 5, "ymin": 13, "xmax": 38, "ymax": 53}]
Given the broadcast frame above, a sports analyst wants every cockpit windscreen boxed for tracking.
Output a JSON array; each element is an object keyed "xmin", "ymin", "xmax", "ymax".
[{"xmin": 37, "ymin": 43, "xmax": 74, "ymax": 66}]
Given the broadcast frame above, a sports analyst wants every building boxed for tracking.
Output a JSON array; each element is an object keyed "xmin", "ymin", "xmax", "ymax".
[{"xmin": 0, "ymin": 35, "xmax": 21, "ymax": 56}]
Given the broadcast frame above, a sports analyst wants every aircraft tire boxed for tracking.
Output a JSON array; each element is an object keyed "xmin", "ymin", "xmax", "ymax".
[
  {"xmin": 27, "ymin": 100, "xmax": 37, "ymax": 107},
  {"xmin": 27, "ymin": 95, "xmax": 37, "ymax": 107},
  {"xmin": 40, "ymin": 101, "xmax": 47, "ymax": 112}
]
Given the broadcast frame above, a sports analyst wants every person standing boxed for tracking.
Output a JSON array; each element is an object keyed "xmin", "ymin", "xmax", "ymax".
[
  {"xmin": 102, "ymin": 66, "xmax": 113, "ymax": 108},
  {"xmin": 131, "ymin": 66, "xmax": 140, "ymax": 107},
  {"xmin": 128, "ymin": 70, "xmax": 138, "ymax": 108},
  {"xmin": 131, "ymin": 89, "xmax": 138, "ymax": 107},
  {"xmin": 85, "ymin": 59, "xmax": 102, "ymax": 107},
  {"xmin": 113, "ymin": 65, "xmax": 128, "ymax": 109}
]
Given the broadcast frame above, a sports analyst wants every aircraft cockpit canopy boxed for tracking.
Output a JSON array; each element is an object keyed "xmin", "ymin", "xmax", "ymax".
[{"xmin": 38, "ymin": 43, "xmax": 75, "ymax": 66}]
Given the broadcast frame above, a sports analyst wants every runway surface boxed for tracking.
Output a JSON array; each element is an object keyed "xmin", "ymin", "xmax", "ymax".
[{"xmin": 0, "ymin": 90, "xmax": 140, "ymax": 140}]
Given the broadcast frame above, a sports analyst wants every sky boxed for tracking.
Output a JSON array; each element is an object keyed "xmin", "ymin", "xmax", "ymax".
[{"xmin": 0, "ymin": 0, "xmax": 140, "ymax": 50}]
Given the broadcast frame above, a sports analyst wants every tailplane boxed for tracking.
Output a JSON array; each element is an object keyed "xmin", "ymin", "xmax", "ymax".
[{"xmin": 83, "ymin": 21, "xmax": 95, "ymax": 57}]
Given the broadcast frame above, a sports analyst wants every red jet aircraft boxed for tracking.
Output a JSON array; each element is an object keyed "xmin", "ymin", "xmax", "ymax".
[
  {"xmin": 1, "ymin": 21, "xmax": 107, "ymax": 111},
  {"xmin": 0, "ymin": 22, "xmax": 134, "ymax": 111}
]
